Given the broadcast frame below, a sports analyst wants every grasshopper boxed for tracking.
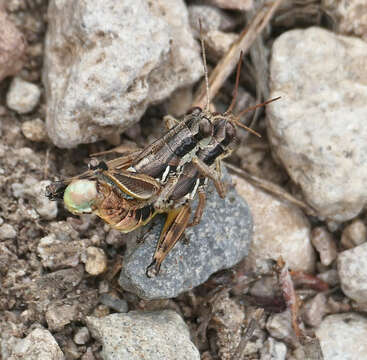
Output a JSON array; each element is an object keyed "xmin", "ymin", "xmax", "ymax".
[{"xmin": 46, "ymin": 34, "xmax": 279, "ymax": 276}]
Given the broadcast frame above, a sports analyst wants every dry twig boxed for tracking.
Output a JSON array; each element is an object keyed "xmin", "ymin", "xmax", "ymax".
[
  {"xmin": 193, "ymin": 0, "xmax": 285, "ymax": 108},
  {"xmin": 225, "ymin": 162, "xmax": 317, "ymax": 216}
]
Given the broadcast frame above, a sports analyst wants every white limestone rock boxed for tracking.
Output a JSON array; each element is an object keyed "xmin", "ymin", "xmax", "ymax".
[
  {"xmin": 44, "ymin": 0, "xmax": 203, "ymax": 148},
  {"xmin": 268, "ymin": 27, "xmax": 367, "ymax": 221}
]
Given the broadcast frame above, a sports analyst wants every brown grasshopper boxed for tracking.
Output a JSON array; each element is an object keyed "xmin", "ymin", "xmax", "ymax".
[
  {"xmin": 46, "ymin": 34, "xmax": 279, "ymax": 276},
  {"xmin": 46, "ymin": 67, "xmax": 278, "ymax": 278}
]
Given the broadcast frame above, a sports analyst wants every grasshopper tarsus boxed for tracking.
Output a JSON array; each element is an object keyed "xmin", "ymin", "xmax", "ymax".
[
  {"xmin": 146, "ymin": 259, "xmax": 160, "ymax": 278},
  {"xmin": 45, "ymin": 181, "xmax": 67, "ymax": 201}
]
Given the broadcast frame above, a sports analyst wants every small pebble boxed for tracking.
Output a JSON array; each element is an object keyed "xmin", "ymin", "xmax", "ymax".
[
  {"xmin": 302, "ymin": 293, "xmax": 327, "ymax": 327},
  {"xmin": 0, "ymin": 223, "xmax": 17, "ymax": 240},
  {"xmin": 341, "ymin": 219, "xmax": 366, "ymax": 249},
  {"xmin": 311, "ymin": 227, "xmax": 337, "ymax": 266},
  {"xmin": 0, "ymin": 9, "xmax": 26, "ymax": 81},
  {"xmin": 98, "ymin": 280, "xmax": 109, "ymax": 294},
  {"xmin": 85, "ymin": 247, "xmax": 107, "ymax": 275},
  {"xmin": 260, "ymin": 337, "xmax": 287, "ymax": 360},
  {"xmin": 74, "ymin": 327, "xmax": 90, "ymax": 345},
  {"xmin": 188, "ymin": 4, "xmax": 234, "ymax": 34},
  {"xmin": 337, "ymin": 242, "xmax": 367, "ymax": 304},
  {"xmin": 99, "ymin": 293, "xmax": 128, "ymax": 313},
  {"xmin": 6, "ymin": 77, "xmax": 41, "ymax": 114},
  {"xmin": 205, "ymin": 30, "xmax": 238, "ymax": 61},
  {"xmin": 317, "ymin": 269, "xmax": 340, "ymax": 287},
  {"xmin": 21, "ymin": 118, "xmax": 48, "ymax": 142},
  {"xmin": 81, "ymin": 348, "xmax": 95, "ymax": 360},
  {"xmin": 92, "ymin": 304, "xmax": 110, "ymax": 318},
  {"xmin": 266, "ymin": 311, "xmax": 294, "ymax": 344}
]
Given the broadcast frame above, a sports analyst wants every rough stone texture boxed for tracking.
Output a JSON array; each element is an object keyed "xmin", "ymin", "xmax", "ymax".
[
  {"xmin": 6, "ymin": 77, "xmax": 41, "ymax": 114},
  {"xmin": 85, "ymin": 246, "xmax": 107, "ymax": 275},
  {"xmin": 99, "ymin": 293, "xmax": 129, "ymax": 313},
  {"xmin": 12, "ymin": 176, "xmax": 58, "ymax": 220},
  {"xmin": 266, "ymin": 311, "xmax": 294, "ymax": 344},
  {"xmin": 268, "ymin": 27, "xmax": 367, "ymax": 221},
  {"xmin": 317, "ymin": 269, "xmax": 339, "ymax": 287},
  {"xmin": 234, "ymin": 175, "xmax": 315, "ymax": 273},
  {"xmin": 316, "ymin": 313, "xmax": 367, "ymax": 360},
  {"xmin": 86, "ymin": 311, "xmax": 200, "ymax": 360},
  {"xmin": 323, "ymin": 0, "xmax": 367, "ymax": 42},
  {"xmin": 311, "ymin": 227, "xmax": 337, "ymax": 266},
  {"xmin": 341, "ymin": 219, "xmax": 367, "ymax": 249},
  {"xmin": 74, "ymin": 327, "xmax": 90, "ymax": 345},
  {"xmin": 188, "ymin": 4, "xmax": 235, "ymax": 35},
  {"xmin": 337, "ymin": 242, "xmax": 367, "ymax": 304},
  {"xmin": 21, "ymin": 118, "xmax": 48, "ymax": 142},
  {"xmin": 0, "ymin": 223, "xmax": 17, "ymax": 240},
  {"xmin": 0, "ymin": 9, "xmax": 26, "ymax": 81},
  {"xmin": 37, "ymin": 233, "xmax": 91, "ymax": 270},
  {"xmin": 44, "ymin": 0, "xmax": 203, "ymax": 148},
  {"xmin": 302, "ymin": 293, "xmax": 328, "ymax": 327},
  {"xmin": 119, "ymin": 172, "xmax": 253, "ymax": 299},
  {"xmin": 6, "ymin": 328, "xmax": 64, "ymax": 360},
  {"xmin": 209, "ymin": 291, "xmax": 244, "ymax": 359},
  {"xmin": 260, "ymin": 337, "xmax": 287, "ymax": 360},
  {"xmin": 205, "ymin": 30, "xmax": 238, "ymax": 61}
]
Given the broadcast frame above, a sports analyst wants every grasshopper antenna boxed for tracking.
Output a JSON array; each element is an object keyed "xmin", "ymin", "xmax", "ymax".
[
  {"xmin": 225, "ymin": 51, "xmax": 244, "ymax": 115},
  {"xmin": 234, "ymin": 97, "xmax": 281, "ymax": 138},
  {"xmin": 199, "ymin": 19, "xmax": 210, "ymax": 112}
]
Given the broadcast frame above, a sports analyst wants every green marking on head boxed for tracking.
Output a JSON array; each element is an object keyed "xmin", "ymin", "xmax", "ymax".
[{"xmin": 64, "ymin": 180, "xmax": 98, "ymax": 214}]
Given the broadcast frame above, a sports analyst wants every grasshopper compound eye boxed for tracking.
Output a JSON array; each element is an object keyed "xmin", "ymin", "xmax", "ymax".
[{"xmin": 63, "ymin": 180, "xmax": 98, "ymax": 214}]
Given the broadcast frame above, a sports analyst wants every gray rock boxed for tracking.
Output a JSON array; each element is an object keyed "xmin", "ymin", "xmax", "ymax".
[
  {"xmin": 268, "ymin": 27, "xmax": 367, "ymax": 221},
  {"xmin": 118, "ymin": 173, "xmax": 253, "ymax": 299},
  {"xmin": 316, "ymin": 313, "xmax": 367, "ymax": 360},
  {"xmin": 337, "ymin": 242, "xmax": 367, "ymax": 304},
  {"xmin": 86, "ymin": 310, "xmax": 200, "ymax": 360},
  {"xmin": 44, "ymin": 0, "xmax": 202, "ymax": 148},
  {"xmin": 99, "ymin": 293, "xmax": 128, "ymax": 313},
  {"xmin": 7, "ymin": 328, "xmax": 64, "ymax": 360},
  {"xmin": 6, "ymin": 77, "xmax": 41, "ymax": 114}
]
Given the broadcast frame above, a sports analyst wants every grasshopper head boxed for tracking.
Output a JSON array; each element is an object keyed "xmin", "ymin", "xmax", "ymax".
[{"xmin": 64, "ymin": 180, "xmax": 98, "ymax": 214}]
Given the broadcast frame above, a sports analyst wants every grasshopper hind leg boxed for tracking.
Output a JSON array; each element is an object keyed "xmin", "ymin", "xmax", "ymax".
[{"xmin": 146, "ymin": 204, "xmax": 191, "ymax": 277}]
